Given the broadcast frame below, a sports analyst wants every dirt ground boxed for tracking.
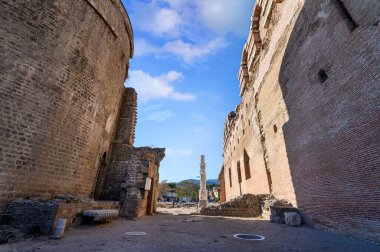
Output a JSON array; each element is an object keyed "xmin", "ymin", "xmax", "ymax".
[{"xmin": 1, "ymin": 210, "xmax": 379, "ymax": 252}]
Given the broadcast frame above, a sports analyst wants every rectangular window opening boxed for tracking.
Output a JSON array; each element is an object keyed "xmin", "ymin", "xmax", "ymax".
[
  {"xmin": 229, "ymin": 168, "xmax": 232, "ymax": 188},
  {"xmin": 244, "ymin": 149, "xmax": 251, "ymax": 180},
  {"xmin": 237, "ymin": 161, "xmax": 242, "ymax": 183}
]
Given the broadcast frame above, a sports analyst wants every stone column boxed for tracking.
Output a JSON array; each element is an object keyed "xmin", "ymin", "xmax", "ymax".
[{"xmin": 199, "ymin": 155, "xmax": 208, "ymax": 208}]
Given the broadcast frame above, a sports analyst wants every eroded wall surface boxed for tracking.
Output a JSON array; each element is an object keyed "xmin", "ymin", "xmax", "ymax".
[
  {"xmin": 0, "ymin": 0, "xmax": 133, "ymax": 211},
  {"xmin": 222, "ymin": 0, "xmax": 380, "ymax": 242},
  {"xmin": 100, "ymin": 88, "xmax": 165, "ymax": 219}
]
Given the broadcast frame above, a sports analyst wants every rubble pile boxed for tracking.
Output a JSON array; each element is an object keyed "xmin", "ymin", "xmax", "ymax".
[{"xmin": 201, "ymin": 194, "xmax": 276, "ymax": 217}]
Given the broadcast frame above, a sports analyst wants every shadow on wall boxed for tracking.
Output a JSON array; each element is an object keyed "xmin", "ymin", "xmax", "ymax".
[{"xmin": 278, "ymin": 0, "xmax": 380, "ymax": 242}]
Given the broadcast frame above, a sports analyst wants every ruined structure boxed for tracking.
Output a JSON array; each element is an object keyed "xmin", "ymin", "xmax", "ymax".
[
  {"xmin": 218, "ymin": 167, "xmax": 226, "ymax": 203},
  {"xmin": 198, "ymin": 155, "xmax": 207, "ymax": 208},
  {"xmin": 0, "ymin": 0, "xmax": 133, "ymax": 211},
  {"xmin": 0, "ymin": 0, "xmax": 165, "ymax": 222},
  {"xmin": 97, "ymin": 89, "xmax": 165, "ymax": 219},
  {"xmin": 221, "ymin": 0, "xmax": 380, "ymax": 242}
]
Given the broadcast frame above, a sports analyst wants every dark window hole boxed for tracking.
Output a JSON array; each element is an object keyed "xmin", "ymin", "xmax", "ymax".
[
  {"xmin": 318, "ymin": 69, "xmax": 328, "ymax": 83},
  {"xmin": 273, "ymin": 124, "xmax": 278, "ymax": 133}
]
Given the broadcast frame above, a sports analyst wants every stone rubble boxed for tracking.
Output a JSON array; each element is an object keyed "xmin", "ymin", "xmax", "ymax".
[{"xmin": 200, "ymin": 194, "xmax": 278, "ymax": 218}]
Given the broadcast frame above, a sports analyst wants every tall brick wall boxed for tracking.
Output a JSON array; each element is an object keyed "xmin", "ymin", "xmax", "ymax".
[
  {"xmin": 221, "ymin": 0, "xmax": 380, "ymax": 242},
  {"xmin": 99, "ymin": 88, "xmax": 165, "ymax": 218},
  {"xmin": 0, "ymin": 0, "xmax": 134, "ymax": 211},
  {"xmin": 279, "ymin": 0, "xmax": 380, "ymax": 242},
  {"xmin": 93, "ymin": 88, "xmax": 137, "ymax": 199}
]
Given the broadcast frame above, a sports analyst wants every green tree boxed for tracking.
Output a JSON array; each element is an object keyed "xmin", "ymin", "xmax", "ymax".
[
  {"xmin": 158, "ymin": 180, "xmax": 170, "ymax": 196},
  {"xmin": 176, "ymin": 181, "xmax": 199, "ymax": 200},
  {"xmin": 168, "ymin": 182, "xmax": 177, "ymax": 189}
]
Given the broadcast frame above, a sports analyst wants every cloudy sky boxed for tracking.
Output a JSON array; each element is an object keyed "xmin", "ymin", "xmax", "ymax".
[{"xmin": 122, "ymin": 0, "xmax": 254, "ymax": 182}]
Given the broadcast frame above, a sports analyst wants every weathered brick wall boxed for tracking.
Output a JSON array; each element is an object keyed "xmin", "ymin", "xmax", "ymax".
[
  {"xmin": 93, "ymin": 88, "xmax": 137, "ymax": 199},
  {"xmin": 113, "ymin": 88, "xmax": 137, "ymax": 146},
  {"xmin": 218, "ymin": 167, "xmax": 226, "ymax": 202},
  {"xmin": 102, "ymin": 147, "xmax": 165, "ymax": 219},
  {"xmin": 222, "ymin": 0, "xmax": 380, "ymax": 242},
  {"xmin": 0, "ymin": 0, "xmax": 133, "ymax": 211},
  {"xmin": 278, "ymin": 0, "xmax": 380, "ymax": 242},
  {"xmin": 99, "ymin": 87, "xmax": 165, "ymax": 219}
]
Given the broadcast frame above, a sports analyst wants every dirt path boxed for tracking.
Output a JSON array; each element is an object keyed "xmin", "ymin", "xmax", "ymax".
[{"xmin": 1, "ymin": 213, "xmax": 379, "ymax": 252}]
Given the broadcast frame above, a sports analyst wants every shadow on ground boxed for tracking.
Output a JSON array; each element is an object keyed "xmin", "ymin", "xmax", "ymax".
[{"xmin": 1, "ymin": 214, "xmax": 379, "ymax": 252}]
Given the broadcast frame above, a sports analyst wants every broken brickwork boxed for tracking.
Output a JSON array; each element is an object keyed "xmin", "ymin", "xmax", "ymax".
[
  {"xmin": 98, "ymin": 88, "xmax": 165, "ymax": 219},
  {"xmin": 221, "ymin": 0, "xmax": 380, "ymax": 242}
]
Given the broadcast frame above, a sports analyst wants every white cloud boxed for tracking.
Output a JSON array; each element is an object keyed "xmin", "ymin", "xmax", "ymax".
[
  {"xmin": 134, "ymin": 38, "xmax": 159, "ymax": 57},
  {"xmin": 162, "ymin": 38, "xmax": 226, "ymax": 63},
  {"xmin": 127, "ymin": 70, "xmax": 196, "ymax": 102},
  {"xmin": 141, "ymin": 109, "xmax": 174, "ymax": 122},
  {"xmin": 130, "ymin": 1, "xmax": 251, "ymax": 63},
  {"xmin": 195, "ymin": 0, "xmax": 253, "ymax": 36},
  {"xmin": 131, "ymin": 2, "xmax": 183, "ymax": 37},
  {"xmin": 132, "ymin": 0, "xmax": 253, "ymax": 37},
  {"xmin": 166, "ymin": 148, "xmax": 194, "ymax": 157},
  {"xmin": 153, "ymin": 8, "xmax": 183, "ymax": 36},
  {"xmin": 134, "ymin": 38, "xmax": 226, "ymax": 64}
]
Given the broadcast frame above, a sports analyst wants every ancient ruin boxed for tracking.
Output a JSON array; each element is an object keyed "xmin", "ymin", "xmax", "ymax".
[
  {"xmin": 0, "ymin": 0, "xmax": 379, "ymax": 249},
  {"xmin": 220, "ymin": 0, "xmax": 380, "ymax": 242},
  {"xmin": 0, "ymin": 0, "xmax": 165, "ymax": 234},
  {"xmin": 198, "ymin": 155, "xmax": 207, "ymax": 208}
]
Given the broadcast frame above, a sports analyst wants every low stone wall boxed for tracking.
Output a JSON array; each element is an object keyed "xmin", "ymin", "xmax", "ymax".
[
  {"xmin": 200, "ymin": 194, "xmax": 275, "ymax": 218},
  {"xmin": 55, "ymin": 201, "xmax": 119, "ymax": 230},
  {"xmin": 201, "ymin": 207, "xmax": 261, "ymax": 217},
  {"xmin": 5, "ymin": 195, "xmax": 119, "ymax": 234}
]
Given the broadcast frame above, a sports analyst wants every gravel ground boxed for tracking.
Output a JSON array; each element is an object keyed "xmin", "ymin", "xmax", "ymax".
[
  {"xmin": 156, "ymin": 206, "xmax": 199, "ymax": 215},
  {"xmin": 1, "ymin": 212, "xmax": 379, "ymax": 252}
]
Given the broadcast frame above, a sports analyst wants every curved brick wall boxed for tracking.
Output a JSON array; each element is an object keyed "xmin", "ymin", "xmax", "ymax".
[{"xmin": 0, "ymin": 0, "xmax": 133, "ymax": 210}]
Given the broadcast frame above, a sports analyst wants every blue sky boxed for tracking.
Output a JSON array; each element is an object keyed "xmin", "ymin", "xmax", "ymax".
[{"xmin": 122, "ymin": 0, "xmax": 254, "ymax": 182}]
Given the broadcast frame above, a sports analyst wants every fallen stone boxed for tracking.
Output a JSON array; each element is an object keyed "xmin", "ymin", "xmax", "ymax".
[
  {"xmin": 284, "ymin": 212, "xmax": 302, "ymax": 226},
  {"xmin": 83, "ymin": 209, "xmax": 119, "ymax": 222}
]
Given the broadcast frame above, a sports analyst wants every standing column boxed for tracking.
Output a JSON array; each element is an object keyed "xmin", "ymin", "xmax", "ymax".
[{"xmin": 199, "ymin": 155, "xmax": 208, "ymax": 208}]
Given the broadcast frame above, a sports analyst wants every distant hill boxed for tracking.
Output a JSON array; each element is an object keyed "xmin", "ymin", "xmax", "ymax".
[{"xmin": 178, "ymin": 179, "xmax": 219, "ymax": 186}]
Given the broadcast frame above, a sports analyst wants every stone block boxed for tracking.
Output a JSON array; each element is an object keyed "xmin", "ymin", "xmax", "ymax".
[{"xmin": 284, "ymin": 212, "xmax": 302, "ymax": 226}]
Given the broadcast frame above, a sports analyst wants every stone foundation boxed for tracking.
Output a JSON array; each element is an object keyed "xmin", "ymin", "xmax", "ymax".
[
  {"xmin": 5, "ymin": 196, "xmax": 119, "ymax": 234},
  {"xmin": 200, "ymin": 194, "xmax": 275, "ymax": 218}
]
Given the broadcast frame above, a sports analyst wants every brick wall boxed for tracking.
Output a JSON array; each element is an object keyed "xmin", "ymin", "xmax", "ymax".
[
  {"xmin": 218, "ymin": 167, "xmax": 226, "ymax": 202},
  {"xmin": 0, "ymin": 0, "xmax": 133, "ymax": 211},
  {"xmin": 93, "ymin": 88, "xmax": 137, "ymax": 199},
  {"xmin": 102, "ymin": 147, "xmax": 165, "ymax": 219},
  {"xmin": 221, "ymin": 0, "xmax": 380, "ymax": 242},
  {"xmin": 279, "ymin": 0, "xmax": 380, "ymax": 242},
  {"xmin": 98, "ymin": 88, "xmax": 165, "ymax": 218}
]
